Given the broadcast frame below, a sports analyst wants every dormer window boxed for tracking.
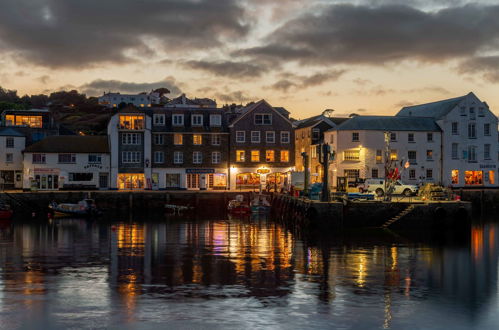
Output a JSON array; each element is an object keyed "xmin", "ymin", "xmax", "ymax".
[
  {"xmin": 172, "ymin": 114, "xmax": 184, "ymax": 126},
  {"xmin": 192, "ymin": 114, "xmax": 203, "ymax": 126}
]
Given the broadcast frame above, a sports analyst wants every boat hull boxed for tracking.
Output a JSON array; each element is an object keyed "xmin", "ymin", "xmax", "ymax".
[{"xmin": 0, "ymin": 210, "xmax": 13, "ymax": 220}]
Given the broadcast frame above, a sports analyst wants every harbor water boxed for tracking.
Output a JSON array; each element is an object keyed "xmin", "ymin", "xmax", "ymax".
[{"xmin": 0, "ymin": 214, "xmax": 498, "ymax": 329}]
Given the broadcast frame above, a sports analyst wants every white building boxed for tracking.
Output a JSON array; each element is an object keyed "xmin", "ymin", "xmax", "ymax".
[
  {"xmin": 22, "ymin": 136, "xmax": 110, "ymax": 190},
  {"xmin": 325, "ymin": 116, "xmax": 442, "ymax": 187},
  {"xmin": 98, "ymin": 91, "xmax": 161, "ymax": 108},
  {"xmin": 0, "ymin": 128, "xmax": 26, "ymax": 189},
  {"xmin": 397, "ymin": 92, "xmax": 498, "ymax": 188}
]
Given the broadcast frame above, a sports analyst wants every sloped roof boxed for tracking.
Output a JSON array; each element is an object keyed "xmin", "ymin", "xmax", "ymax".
[
  {"xmin": 0, "ymin": 127, "xmax": 25, "ymax": 137},
  {"xmin": 396, "ymin": 94, "xmax": 469, "ymax": 119},
  {"xmin": 273, "ymin": 106, "xmax": 290, "ymax": 117},
  {"xmin": 335, "ymin": 116, "xmax": 441, "ymax": 132},
  {"xmin": 24, "ymin": 136, "xmax": 109, "ymax": 153},
  {"xmin": 229, "ymin": 99, "xmax": 293, "ymax": 127}
]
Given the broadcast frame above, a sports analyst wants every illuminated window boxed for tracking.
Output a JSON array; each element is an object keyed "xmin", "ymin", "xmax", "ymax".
[
  {"xmin": 251, "ymin": 150, "xmax": 260, "ymax": 162},
  {"xmin": 119, "ymin": 115, "xmax": 144, "ymax": 130},
  {"xmin": 375, "ymin": 150, "xmax": 382, "ymax": 163},
  {"xmin": 344, "ymin": 149, "xmax": 360, "ymax": 161},
  {"xmin": 193, "ymin": 134, "xmax": 202, "ymax": 145},
  {"xmin": 174, "ymin": 134, "xmax": 183, "ymax": 145},
  {"xmin": 427, "ymin": 150, "xmax": 433, "ymax": 160},
  {"xmin": 464, "ymin": 171, "xmax": 483, "ymax": 185},
  {"xmin": 452, "ymin": 170, "xmax": 459, "ymax": 184},
  {"xmin": 5, "ymin": 115, "xmax": 42, "ymax": 128},
  {"xmin": 236, "ymin": 150, "xmax": 245, "ymax": 162},
  {"xmin": 280, "ymin": 150, "xmax": 289, "ymax": 162},
  {"xmin": 489, "ymin": 171, "xmax": 495, "ymax": 184},
  {"xmin": 390, "ymin": 149, "xmax": 397, "ymax": 160},
  {"xmin": 266, "ymin": 150, "xmax": 275, "ymax": 162}
]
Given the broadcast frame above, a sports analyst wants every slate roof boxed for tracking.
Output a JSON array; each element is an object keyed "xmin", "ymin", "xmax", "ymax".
[
  {"xmin": 334, "ymin": 116, "xmax": 441, "ymax": 132},
  {"xmin": 23, "ymin": 136, "xmax": 109, "ymax": 153},
  {"xmin": 0, "ymin": 127, "xmax": 25, "ymax": 137},
  {"xmin": 396, "ymin": 94, "xmax": 469, "ymax": 119}
]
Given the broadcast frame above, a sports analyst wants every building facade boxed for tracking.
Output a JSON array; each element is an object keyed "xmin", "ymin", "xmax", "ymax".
[
  {"xmin": 228, "ymin": 100, "xmax": 295, "ymax": 190},
  {"xmin": 397, "ymin": 92, "xmax": 499, "ymax": 187},
  {"xmin": 294, "ymin": 112, "xmax": 348, "ymax": 183},
  {"xmin": 0, "ymin": 128, "xmax": 26, "ymax": 189},
  {"xmin": 22, "ymin": 136, "xmax": 110, "ymax": 190},
  {"xmin": 98, "ymin": 92, "xmax": 162, "ymax": 108},
  {"xmin": 324, "ymin": 116, "xmax": 443, "ymax": 187},
  {"xmin": 107, "ymin": 96, "xmax": 229, "ymax": 190}
]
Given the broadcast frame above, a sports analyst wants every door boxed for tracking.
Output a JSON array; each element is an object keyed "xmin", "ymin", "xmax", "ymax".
[
  {"xmin": 99, "ymin": 173, "xmax": 109, "ymax": 189},
  {"xmin": 187, "ymin": 174, "xmax": 200, "ymax": 189}
]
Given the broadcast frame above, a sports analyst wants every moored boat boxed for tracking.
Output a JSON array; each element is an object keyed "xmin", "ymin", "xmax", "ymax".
[
  {"xmin": 250, "ymin": 194, "xmax": 271, "ymax": 214},
  {"xmin": 48, "ymin": 199, "xmax": 101, "ymax": 218},
  {"xmin": 0, "ymin": 202, "xmax": 13, "ymax": 220},
  {"xmin": 228, "ymin": 195, "xmax": 250, "ymax": 215}
]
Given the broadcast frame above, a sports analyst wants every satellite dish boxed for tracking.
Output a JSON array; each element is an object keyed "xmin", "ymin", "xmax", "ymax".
[{"xmin": 322, "ymin": 109, "xmax": 335, "ymax": 117}]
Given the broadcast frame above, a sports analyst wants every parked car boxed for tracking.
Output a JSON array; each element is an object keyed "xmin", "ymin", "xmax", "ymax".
[{"xmin": 364, "ymin": 179, "xmax": 418, "ymax": 197}]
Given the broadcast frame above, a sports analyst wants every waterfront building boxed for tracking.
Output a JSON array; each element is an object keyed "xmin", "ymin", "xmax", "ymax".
[
  {"xmin": 294, "ymin": 111, "xmax": 348, "ymax": 183},
  {"xmin": 0, "ymin": 128, "xmax": 26, "ymax": 189},
  {"xmin": 397, "ymin": 92, "xmax": 498, "ymax": 187},
  {"xmin": 107, "ymin": 95, "xmax": 229, "ymax": 190},
  {"xmin": 98, "ymin": 91, "xmax": 163, "ymax": 108},
  {"xmin": 324, "ymin": 116, "xmax": 442, "ymax": 187},
  {"xmin": 228, "ymin": 100, "xmax": 295, "ymax": 190},
  {"xmin": 22, "ymin": 135, "xmax": 110, "ymax": 190},
  {"xmin": 1, "ymin": 108, "xmax": 72, "ymax": 189}
]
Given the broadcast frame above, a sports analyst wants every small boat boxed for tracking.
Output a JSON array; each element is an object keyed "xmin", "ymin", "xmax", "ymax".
[
  {"xmin": 250, "ymin": 194, "xmax": 271, "ymax": 213},
  {"xmin": 228, "ymin": 195, "xmax": 250, "ymax": 215},
  {"xmin": 0, "ymin": 202, "xmax": 13, "ymax": 220},
  {"xmin": 49, "ymin": 199, "xmax": 101, "ymax": 218}
]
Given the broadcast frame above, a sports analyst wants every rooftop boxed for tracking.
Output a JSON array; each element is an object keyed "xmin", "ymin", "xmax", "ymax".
[
  {"xmin": 294, "ymin": 114, "xmax": 349, "ymax": 129},
  {"xmin": 396, "ymin": 93, "xmax": 470, "ymax": 119},
  {"xmin": 0, "ymin": 127, "xmax": 24, "ymax": 137},
  {"xmin": 334, "ymin": 115, "xmax": 441, "ymax": 132},
  {"xmin": 24, "ymin": 135, "xmax": 109, "ymax": 153}
]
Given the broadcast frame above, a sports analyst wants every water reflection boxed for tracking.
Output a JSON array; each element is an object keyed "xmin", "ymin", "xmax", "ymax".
[{"xmin": 0, "ymin": 217, "xmax": 498, "ymax": 329}]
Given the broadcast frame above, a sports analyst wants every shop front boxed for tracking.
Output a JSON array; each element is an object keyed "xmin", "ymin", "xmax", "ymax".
[
  {"xmin": 185, "ymin": 169, "xmax": 227, "ymax": 190},
  {"xmin": 235, "ymin": 172, "xmax": 260, "ymax": 190},
  {"xmin": 451, "ymin": 166, "xmax": 496, "ymax": 187},
  {"xmin": 32, "ymin": 168, "xmax": 60, "ymax": 190},
  {"xmin": 118, "ymin": 173, "xmax": 145, "ymax": 189}
]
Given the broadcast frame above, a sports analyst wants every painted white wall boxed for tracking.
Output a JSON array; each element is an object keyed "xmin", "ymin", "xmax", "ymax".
[
  {"xmin": 437, "ymin": 94, "xmax": 498, "ymax": 187},
  {"xmin": 325, "ymin": 129, "xmax": 442, "ymax": 187},
  {"xmin": 107, "ymin": 114, "xmax": 120, "ymax": 188},
  {"xmin": 22, "ymin": 153, "xmax": 110, "ymax": 189},
  {"xmin": 99, "ymin": 92, "xmax": 160, "ymax": 108},
  {"xmin": 0, "ymin": 135, "xmax": 25, "ymax": 171}
]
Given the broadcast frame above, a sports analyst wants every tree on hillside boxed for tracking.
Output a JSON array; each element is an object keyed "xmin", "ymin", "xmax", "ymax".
[
  {"xmin": 0, "ymin": 87, "xmax": 21, "ymax": 103},
  {"xmin": 49, "ymin": 90, "xmax": 87, "ymax": 106}
]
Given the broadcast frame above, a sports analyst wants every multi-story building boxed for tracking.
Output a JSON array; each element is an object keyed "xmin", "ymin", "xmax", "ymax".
[
  {"xmin": 397, "ymin": 92, "xmax": 498, "ymax": 187},
  {"xmin": 228, "ymin": 100, "xmax": 295, "ymax": 190},
  {"xmin": 107, "ymin": 95, "xmax": 229, "ymax": 190},
  {"xmin": 22, "ymin": 136, "xmax": 110, "ymax": 190},
  {"xmin": 0, "ymin": 128, "xmax": 26, "ymax": 189},
  {"xmin": 98, "ymin": 91, "xmax": 165, "ymax": 108},
  {"xmin": 324, "ymin": 116, "xmax": 442, "ymax": 187},
  {"xmin": 294, "ymin": 111, "xmax": 348, "ymax": 182}
]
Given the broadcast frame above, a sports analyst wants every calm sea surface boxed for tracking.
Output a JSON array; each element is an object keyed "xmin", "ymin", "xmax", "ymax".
[{"xmin": 0, "ymin": 215, "xmax": 498, "ymax": 329}]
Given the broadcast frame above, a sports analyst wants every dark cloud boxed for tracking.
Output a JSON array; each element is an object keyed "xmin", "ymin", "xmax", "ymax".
[
  {"xmin": 458, "ymin": 56, "xmax": 499, "ymax": 83},
  {"xmin": 238, "ymin": 3, "xmax": 499, "ymax": 65},
  {"xmin": 79, "ymin": 77, "xmax": 182, "ymax": 96},
  {"xmin": 182, "ymin": 60, "xmax": 267, "ymax": 77},
  {"xmin": 215, "ymin": 90, "xmax": 254, "ymax": 103},
  {"xmin": 270, "ymin": 70, "xmax": 346, "ymax": 92},
  {"xmin": 0, "ymin": 0, "xmax": 248, "ymax": 68},
  {"xmin": 271, "ymin": 79, "xmax": 297, "ymax": 92}
]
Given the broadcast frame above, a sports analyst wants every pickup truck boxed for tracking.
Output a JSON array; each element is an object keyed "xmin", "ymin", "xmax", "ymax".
[{"xmin": 364, "ymin": 179, "xmax": 418, "ymax": 197}]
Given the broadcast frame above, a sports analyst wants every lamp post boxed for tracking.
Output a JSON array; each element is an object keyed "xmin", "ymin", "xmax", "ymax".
[{"xmin": 319, "ymin": 143, "xmax": 334, "ymax": 202}]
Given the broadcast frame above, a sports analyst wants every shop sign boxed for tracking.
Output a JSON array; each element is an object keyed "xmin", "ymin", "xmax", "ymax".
[
  {"xmin": 84, "ymin": 164, "xmax": 103, "ymax": 169},
  {"xmin": 186, "ymin": 168, "xmax": 215, "ymax": 174},
  {"xmin": 480, "ymin": 164, "xmax": 496, "ymax": 169},
  {"xmin": 257, "ymin": 168, "xmax": 271, "ymax": 174},
  {"xmin": 34, "ymin": 168, "xmax": 59, "ymax": 174}
]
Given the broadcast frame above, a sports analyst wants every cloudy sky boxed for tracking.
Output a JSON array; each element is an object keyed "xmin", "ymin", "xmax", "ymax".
[{"xmin": 1, "ymin": 0, "xmax": 499, "ymax": 118}]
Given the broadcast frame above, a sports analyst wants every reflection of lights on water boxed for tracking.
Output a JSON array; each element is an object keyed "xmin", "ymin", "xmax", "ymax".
[
  {"xmin": 383, "ymin": 291, "xmax": 392, "ymax": 329},
  {"xmin": 356, "ymin": 255, "xmax": 367, "ymax": 287},
  {"xmin": 390, "ymin": 247, "xmax": 398, "ymax": 271},
  {"xmin": 471, "ymin": 226, "xmax": 484, "ymax": 260}
]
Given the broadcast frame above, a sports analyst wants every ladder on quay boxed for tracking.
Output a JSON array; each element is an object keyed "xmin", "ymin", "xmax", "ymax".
[{"xmin": 380, "ymin": 204, "xmax": 415, "ymax": 229}]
